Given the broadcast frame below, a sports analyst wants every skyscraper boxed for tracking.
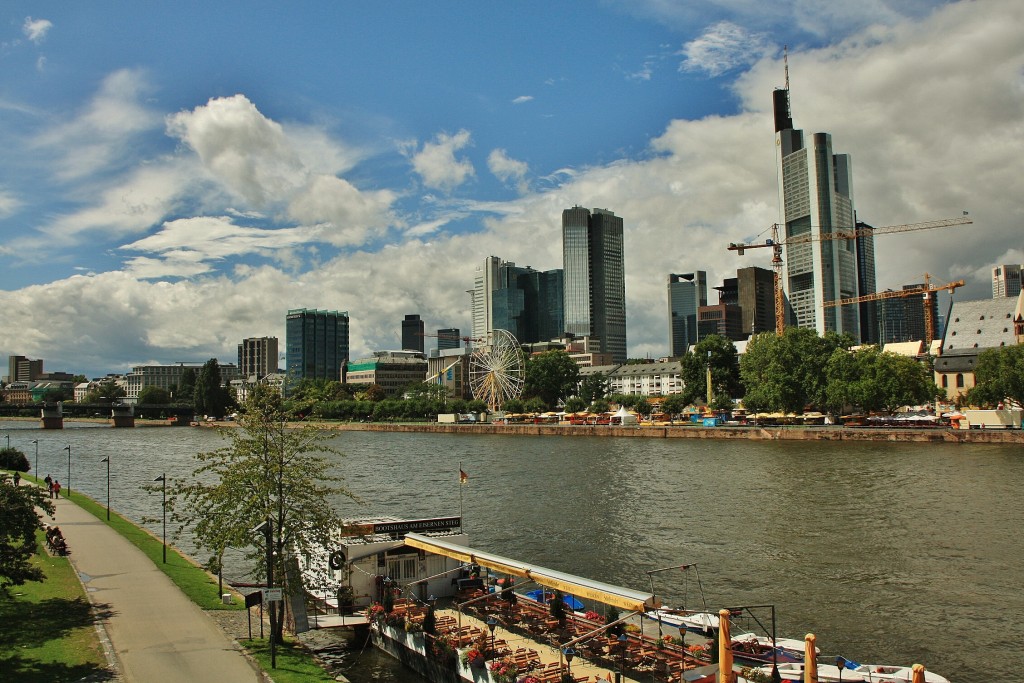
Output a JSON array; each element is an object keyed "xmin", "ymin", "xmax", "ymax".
[
  {"xmin": 992, "ymin": 264, "xmax": 1023, "ymax": 298},
  {"xmin": 667, "ymin": 272, "xmax": 707, "ymax": 357},
  {"xmin": 401, "ymin": 314, "xmax": 424, "ymax": 352},
  {"xmin": 470, "ymin": 256, "xmax": 563, "ymax": 344},
  {"xmin": 469, "ymin": 256, "xmax": 502, "ymax": 340},
  {"xmin": 774, "ymin": 87, "xmax": 861, "ymax": 338},
  {"xmin": 437, "ymin": 328, "xmax": 461, "ymax": 351},
  {"xmin": 855, "ymin": 220, "xmax": 879, "ymax": 344},
  {"xmin": 237, "ymin": 337, "xmax": 279, "ymax": 378},
  {"xmin": 285, "ymin": 309, "xmax": 350, "ymax": 384},
  {"xmin": 562, "ymin": 206, "xmax": 627, "ymax": 363}
]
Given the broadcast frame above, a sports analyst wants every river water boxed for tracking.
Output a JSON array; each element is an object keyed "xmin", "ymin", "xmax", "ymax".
[{"xmin": 5, "ymin": 421, "xmax": 1021, "ymax": 683}]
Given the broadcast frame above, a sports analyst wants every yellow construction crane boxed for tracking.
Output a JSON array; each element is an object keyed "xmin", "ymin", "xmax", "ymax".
[
  {"xmin": 822, "ymin": 274, "xmax": 965, "ymax": 345},
  {"xmin": 727, "ymin": 216, "xmax": 973, "ymax": 335}
]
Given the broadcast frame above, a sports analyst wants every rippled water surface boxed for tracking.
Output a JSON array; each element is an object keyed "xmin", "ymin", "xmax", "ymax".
[{"xmin": 7, "ymin": 422, "xmax": 1021, "ymax": 683}]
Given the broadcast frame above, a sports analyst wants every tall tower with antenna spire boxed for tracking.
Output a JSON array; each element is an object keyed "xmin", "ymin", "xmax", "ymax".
[{"xmin": 773, "ymin": 50, "xmax": 863, "ymax": 338}]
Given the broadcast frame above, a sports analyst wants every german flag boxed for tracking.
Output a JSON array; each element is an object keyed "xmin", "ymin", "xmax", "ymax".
[{"xmin": 459, "ymin": 469, "xmax": 468, "ymax": 485}]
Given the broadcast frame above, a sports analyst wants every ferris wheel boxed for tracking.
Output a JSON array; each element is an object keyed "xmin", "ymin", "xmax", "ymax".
[{"xmin": 469, "ymin": 329, "xmax": 525, "ymax": 412}]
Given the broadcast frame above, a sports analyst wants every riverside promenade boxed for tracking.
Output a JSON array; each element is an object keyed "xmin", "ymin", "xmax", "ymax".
[{"xmin": 50, "ymin": 494, "xmax": 265, "ymax": 683}]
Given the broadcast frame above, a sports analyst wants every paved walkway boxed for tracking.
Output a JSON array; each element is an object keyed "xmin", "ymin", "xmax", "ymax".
[{"xmin": 50, "ymin": 492, "xmax": 266, "ymax": 683}]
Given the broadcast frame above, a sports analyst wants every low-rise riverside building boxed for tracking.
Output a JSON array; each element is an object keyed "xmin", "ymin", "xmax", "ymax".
[{"xmin": 347, "ymin": 351, "xmax": 427, "ymax": 398}]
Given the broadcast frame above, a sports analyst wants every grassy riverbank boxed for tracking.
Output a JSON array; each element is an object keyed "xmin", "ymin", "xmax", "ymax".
[{"xmin": 16, "ymin": 475, "xmax": 337, "ymax": 682}]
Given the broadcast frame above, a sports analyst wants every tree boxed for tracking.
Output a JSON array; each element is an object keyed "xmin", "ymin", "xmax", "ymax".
[
  {"xmin": 138, "ymin": 386, "xmax": 172, "ymax": 404},
  {"xmin": 168, "ymin": 384, "xmax": 354, "ymax": 642},
  {"xmin": 194, "ymin": 358, "xmax": 233, "ymax": 419},
  {"xmin": 634, "ymin": 398, "xmax": 652, "ymax": 418},
  {"xmin": 523, "ymin": 350, "xmax": 580, "ymax": 409},
  {"xmin": 0, "ymin": 474, "xmax": 54, "ymax": 591},
  {"xmin": 825, "ymin": 346, "xmax": 939, "ymax": 414},
  {"xmin": 740, "ymin": 328, "xmax": 853, "ymax": 413},
  {"xmin": 175, "ymin": 368, "xmax": 197, "ymax": 405},
  {"xmin": 679, "ymin": 335, "xmax": 742, "ymax": 406},
  {"xmin": 0, "ymin": 448, "xmax": 30, "ymax": 472},
  {"xmin": 83, "ymin": 379, "xmax": 126, "ymax": 404},
  {"xmin": 578, "ymin": 372, "xmax": 609, "ymax": 403},
  {"xmin": 661, "ymin": 394, "xmax": 688, "ymax": 419},
  {"xmin": 968, "ymin": 345, "xmax": 1024, "ymax": 408},
  {"xmin": 563, "ymin": 396, "xmax": 587, "ymax": 414}
]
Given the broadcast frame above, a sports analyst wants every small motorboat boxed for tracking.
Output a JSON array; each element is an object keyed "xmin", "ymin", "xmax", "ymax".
[
  {"xmin": 849, "ymin": 664, "xmax": 950, "ymax": 683},
  {"xmin": 645, "ymin": 609, "xmax": 720, "ymax": 634},
  {"xmin": 756, "ymin": 662, "xmax": 867, "ymax": 682}
]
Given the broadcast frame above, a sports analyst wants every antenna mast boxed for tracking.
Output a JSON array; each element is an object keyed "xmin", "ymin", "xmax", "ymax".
[{"xmin": 783, "ymin": 45, "xmax": 790, "ymax": 91}]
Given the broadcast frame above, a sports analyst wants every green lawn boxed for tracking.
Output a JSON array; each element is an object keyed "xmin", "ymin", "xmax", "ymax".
[
  {"xmin": 9, "ymin": 473, "xmax": 337, "ymax": 679},
  {"xmin": 0, "ymin": 535, "xmax": 108, "ymax": 682}
]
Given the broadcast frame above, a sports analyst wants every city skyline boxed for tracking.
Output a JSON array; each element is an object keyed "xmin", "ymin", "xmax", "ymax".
[{"xmin": 1, "ymin": 2, "xmax": 1021, "ymax": 378}]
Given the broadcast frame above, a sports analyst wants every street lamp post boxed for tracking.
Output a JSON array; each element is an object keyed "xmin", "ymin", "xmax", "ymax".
[
  {"xmin": 836, "ymin": 656, "xmax": 848, "ymax": 683},
  {"xmin": 487, "ymin": 616, "xmax": 497, "ymax": 655},
  {"xmin": 31, "ymin": 440, "xmax": 38, "ymax": 479},
  {"xmin": 154, "ymin": 474, "xmax": 166, "ymax": 563},
  {"xmin": 254, "ymin": 518, "xmax": 276, "ymax": 669},
  {"xmin": 4, "ymin": 433, "xmax": 9, "ymax": 449},
  {"xmin": 101, "ymin": 457, "xmax": 110, "ymax": 520},
  {"xmin": 64, "ymin": 445, "xmax": 72, "ymax": 496},
  {"xmin": 563, "ymin": 647, "xmax": 576, "ymax": 680},
  {"xmin": 618, "ymin": 633, "xmax": 628, "ymax": 683}
]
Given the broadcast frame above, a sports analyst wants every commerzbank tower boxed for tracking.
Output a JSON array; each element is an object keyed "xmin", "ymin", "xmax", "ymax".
[{"xmin": 773, "ymin": 79, "xmax": 874, "ymax": 340}]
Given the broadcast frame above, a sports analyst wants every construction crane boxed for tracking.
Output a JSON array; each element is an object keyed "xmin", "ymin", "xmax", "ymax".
[
  {"xmin": 823, "ymin": 273, "xmax": 965, "ymax": 345},
  {"xmin": 727, "ymin": 216, "xmax": 973, "ymax": 335}
]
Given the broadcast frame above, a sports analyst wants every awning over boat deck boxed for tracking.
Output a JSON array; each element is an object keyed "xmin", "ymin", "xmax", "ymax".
[{"xmin": 403, "ymin": 532, "xmax": 659, "ymax": 612}]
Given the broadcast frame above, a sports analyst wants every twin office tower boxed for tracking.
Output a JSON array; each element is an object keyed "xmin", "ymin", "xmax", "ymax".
[{"xmin": 470, "ymin": 206, "xmax": 627, "ymax": 364}]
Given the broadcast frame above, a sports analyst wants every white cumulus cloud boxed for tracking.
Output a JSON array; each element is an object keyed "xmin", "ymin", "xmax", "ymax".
[
  {"xmin": 409, "ymin": 130, "xmax": 475, "ymax": 192},
  {"xmin": 23, "ymin": 17, "xmax": 52, "ymax": 44},
  {"xmin": 487, "ymin": 149, "xmax": 530, "ymax": 194}
]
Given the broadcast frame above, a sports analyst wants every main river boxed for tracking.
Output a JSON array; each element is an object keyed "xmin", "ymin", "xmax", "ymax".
[{"xmin": 5, "ymin": 421, "xmax": 1021, "ymax": 683}]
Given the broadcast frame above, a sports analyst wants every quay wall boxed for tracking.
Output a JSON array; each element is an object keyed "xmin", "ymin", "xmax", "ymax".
[{"xmin": 312, "ymin": 421, "xmax": 1024, "ymax": 444}]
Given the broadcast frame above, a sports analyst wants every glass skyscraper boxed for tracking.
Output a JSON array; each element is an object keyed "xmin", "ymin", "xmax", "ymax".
[
  {"xmin": 285, "ymin": 308, "xmax": 350, "ymax": 385},
  {"xmin": 774, "ymin": 88, "xmax": 862, "ymax": 338},
  {"xmin": 667, "ymin": 272, "xmax": 707, "ymax": 357},
  {"xmin": 562, "ymin": 206, "xmax": 626, "ymax": 363}
]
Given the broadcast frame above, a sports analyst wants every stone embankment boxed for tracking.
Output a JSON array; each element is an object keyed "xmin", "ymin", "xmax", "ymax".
[{"xmin": 313, "ymin": 421, "xmax": 1024, "ymax": 444}]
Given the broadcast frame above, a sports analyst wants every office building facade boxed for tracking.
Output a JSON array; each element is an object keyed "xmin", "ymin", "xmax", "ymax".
[
  {"xmin": 437, "ymin": 328, "xmax": 461, "ymax": 351},
  {"xmin": 667, "ymin": 272, "xmax": 707, "ymax": 357},
  {"xmin": 562, "ymin": 206, "xmax": 627, "ymax": 363},
  {"xmin": 471, "ymin": 257, "xmax": 563, "ymax": 344},
  {"xmin": 774, "ymin": 87, "xmax": 862, "ymax": 338},
  {"xmin": 402, "ymin": 314, "xmax": 425, "ymax": 353},
  {"xmin": 992, "ymin": 264, "xmax": 1023, "ymax": 298},
  {"xmin": 285, "ymin": 308, "xmax": 350, "ymax": 384},
  {"xmin": 237, "ymin": 337, "xmax": 279, "ymax": 378},
  {"xmin": 855, "ymin": 221, "xmax": 879, "ymax": 344}
]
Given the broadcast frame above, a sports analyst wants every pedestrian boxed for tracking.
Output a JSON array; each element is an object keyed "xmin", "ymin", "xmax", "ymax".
[
  {"xmin": 44, "ymin": 474, "xmax": 53, "ymax": 498},
  {"xmin": 53, "ymin": 480, "xmax": 62, "ymax": 498},
  {"xmin": 13, "ymin": 471, "xmax": 20, "ymax": 486}
]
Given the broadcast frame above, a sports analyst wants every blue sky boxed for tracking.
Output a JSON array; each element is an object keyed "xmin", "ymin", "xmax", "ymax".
[{"xmin": 1, "ymin": 1, "xmax": 1022, "ymax": 378}]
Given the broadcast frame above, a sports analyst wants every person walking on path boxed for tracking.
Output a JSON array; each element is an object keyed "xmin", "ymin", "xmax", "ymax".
[
  {"xmin": 52, "ymin": 480, "xmax": 61, "ymax": 498},
  {"xmin": 44, "ymin": 474, "xmax": 53, "ymax": 497},
  {"xmin": 50, "ymin": 489, "xmax": 263, "ymax": 681},
  {"xmin": 12, "ymin": 470, "xmax": 20, "ymax": 486}
]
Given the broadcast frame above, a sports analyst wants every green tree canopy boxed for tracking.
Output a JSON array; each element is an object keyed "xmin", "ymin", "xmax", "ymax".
[
  {"xmin": 740, "ymin": 328, "xmax": 853, "ymax": 413},
  {"xmin": 660, "ymin": 394, "xmax": 689, "ymax": 418},
  {"xmin": 523, "ymin": 350, "xmax": 580, "ymax": 409},
  {"xmin": 563, "ymin": 396, "xmax": 587, "ymax": 414},
  {"xmin": 0, "ymin": 474, "xmax": 54, "ymax": 591},
  {"xmin": 194, "ymin": 358, "xmax": 233, "ymax": 419},
  {"xmin": 825, "ymin": 346, "xmax": 939, "ymax": 414},
  {"xmin": 176, "ymin": 368, "xmax": 197, "ymax": 405},
  {"xmin": 679, "ymin": 335, "xmax": 742, "ymax": 406},
  {"xmin": 138, "ymin": 386, "xmax": 172, "ymax": 404},
  {"xmin": 968, "ymin": 345, "xmax": 1024, "ymax": 408},
  {"xmin": 167, "ymin": 384, "xmax": 354, "ymax": 642},
  {"xmin": 578, "ymin": 372, "xmax": 609, "ymax": 403}
]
